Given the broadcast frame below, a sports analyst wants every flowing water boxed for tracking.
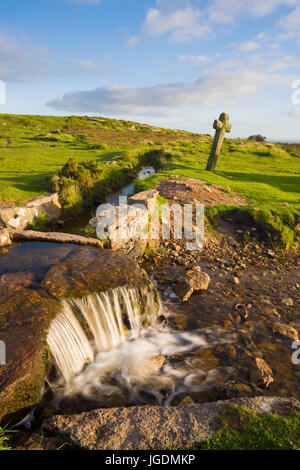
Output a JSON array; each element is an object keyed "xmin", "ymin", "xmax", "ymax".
[{"xmin": 47, "ymin": 286, "xmax": 237, "ymax": 407}]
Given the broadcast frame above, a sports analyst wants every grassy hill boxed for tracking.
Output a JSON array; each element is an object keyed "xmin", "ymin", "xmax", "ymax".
[{"xmin": 0, "ymin": 113, "xmax": 299, "ymax": 247}]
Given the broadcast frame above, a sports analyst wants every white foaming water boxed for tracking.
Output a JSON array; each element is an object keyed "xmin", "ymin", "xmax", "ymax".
[{"xmin": 47, "ymin": 286, "xmax": 236, "ymax": 405}]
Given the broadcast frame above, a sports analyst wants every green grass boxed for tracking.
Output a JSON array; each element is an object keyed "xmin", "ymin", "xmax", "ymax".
[
  {"xmin": 197, "ymin": 404, "xmax": 300, "ymax": 450},
  {"xmin": 0, "ymin": 427, "xmax": 14, "ymax": 451}
]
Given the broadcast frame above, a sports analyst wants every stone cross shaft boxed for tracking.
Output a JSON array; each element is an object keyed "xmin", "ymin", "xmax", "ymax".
[{"xmin": 206, "ymin": 112, "xmax": 231, "ymax": 171}]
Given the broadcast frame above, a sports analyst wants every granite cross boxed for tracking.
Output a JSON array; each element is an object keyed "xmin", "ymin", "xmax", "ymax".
[{"xmin": 206, "ymin": 112, "xmax": 231, "ymax": 171}]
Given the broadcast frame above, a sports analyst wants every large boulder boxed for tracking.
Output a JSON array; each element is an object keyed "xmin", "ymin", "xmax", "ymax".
[
  {"xmin": 25, "ymin": 193, "xmax": 62, "ymax": 219},
  {"xmin": 128, "ymin": 189, "xmax": 158, "ymax": 211},
  {"xmin": 0, "ymin": 193, "xmax": 61, "ymax": 230},
  {"xmin": 0, "ymin": 288, "xmax": 59, "ymax": 424},
  {"xmin": 41, "ymin": 396, "xmax": 300, "ymax": 450},
  {"xmin": 42, "ymin": 246, "xmax": 153, "ymax": 299},
  {"xmin": 88, "ymin": 190, "xmax": 160, "ymax": 258},
  {"xmin": 0, "ymin": 206, "xmax": 39, "ymax": 230}
]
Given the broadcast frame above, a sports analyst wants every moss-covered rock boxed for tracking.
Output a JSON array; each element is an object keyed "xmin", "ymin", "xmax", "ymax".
[
  {"xmin": 42, "ymin": 246, "xmax": 152, "ymax": 299},
  {"xmin": 0, "ymin": 288, "xmax": 59, "ymax": 424}
]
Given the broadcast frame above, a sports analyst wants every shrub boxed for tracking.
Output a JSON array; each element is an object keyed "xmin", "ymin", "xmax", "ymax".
[
  {"xmin": 57, "ymin": 177, "xmax": 83, "ymax": 216},
  {"xmin": 140, "ymin": 148, "xmax": 173, "ymax": 170},
  {"xmin": 60, "ymin": 158, "xmax": 79, "ymax": 179}
]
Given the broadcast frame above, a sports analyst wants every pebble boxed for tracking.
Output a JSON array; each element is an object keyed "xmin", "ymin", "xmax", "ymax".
[
  {"xmin": 281, "ymin": 297, "xmax": 293, "ymax": 307},
  {"xmin": 233, "ymin": 276, "xmax": 240, "ymax": 285},
  {"xmin": 267, "ymin": 249, "xmax": 275, "ymax": 258}
]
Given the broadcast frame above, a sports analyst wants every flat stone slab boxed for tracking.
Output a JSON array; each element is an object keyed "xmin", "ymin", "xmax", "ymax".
[
  {"xmin": 9, "ymin": 230, "xmax": 102, "ymax": 248},
  {"xmin": 43, "ymin": 396, "xmax": 300, "ymax": 450}
]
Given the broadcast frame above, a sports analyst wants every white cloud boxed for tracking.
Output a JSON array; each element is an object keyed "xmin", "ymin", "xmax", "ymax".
[
  {"xmin": 277, "ymin": 5, "xmax": 300, "ymax": 42},
  {"xmin": 126, "ymin": 36, "xmax": 139, "ymax": 48},
  {"xmin": 178, "ymin": 54, "xmax": 210, "ymax": 65},
  {"xmin": 0, "ymin": 30, "xmax": 116, "ymax": 81},
  {"xmin": 208, "ymin": 0, "xmax": 298, "ymax": 22},
  {"xmin": 239, "ymin": 41, "xmax": 261, "ymax": 52},
  {"xmin": 142, "ymin": 6, "xmax": 203, "ymax": 38},
  {"xmin": 61, "ymin": 59, "xmax": 117, "ymax": 75},
  {"xmin": 0, "ymin": 32, "xmax": 51, "ymax": 81},
  {"xmin": 141, "ymin": 0, "xmax": 299, "ymax": 42},
  {"xmin": 45, "ymin": 70, "xmax": 270, "ymax": 115},
  {"xmin": 47, "ymin": 50, "xmax": 300, "ymax": 116}
]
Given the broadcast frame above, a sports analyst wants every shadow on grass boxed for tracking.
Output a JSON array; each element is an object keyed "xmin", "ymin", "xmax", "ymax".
[
  {"xmin": 0, "ymin": 172, "xmax": 51, "ymax": 193},
  {"xmin": 224, "ymin": 171, "xmax": 300, "ymax": 194}
]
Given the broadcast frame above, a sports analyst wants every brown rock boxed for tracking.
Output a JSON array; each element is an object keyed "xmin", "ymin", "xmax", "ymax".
[
  {"xmin": 281, "ymin": 297, "xmax": 293, "ymax": 307},
  {"xmin": 128, "ymin": 189, "xmax": 159, "ymax": 211},
  {"xmin": 272, "ymin": 321, "xmax": 299, "ymax": 341},
  {"xmin": 0, "ymin": 206, "xmax": 38, "ymax": 230},
  {"xmin": 42, "ymin": 397, "xmax": 300, "ymax": 450},
  {"xmin": 0, "ymin": 271, "xmax": 33, "ymax": 296},
  {"xmin": 0, "ymin": 289, "xmax": 59, "ymax": 424},
  {"xmin": 42, "ymin": 246, "xmax": 155, "ymax": 300},
  {"xmin": 250, "ymin": 357, "xmax": 274, "ymax": 388},
  {"xmin": 25, "ymin": 193, "xmax": 62, "ymax": 219},
  {"xmin": 175, "ymin": 266, "xmax": 210, "ymax": 301},
  {"xmin": 0, "ymin": 228, "xmax": 11, "ymax": 247}
]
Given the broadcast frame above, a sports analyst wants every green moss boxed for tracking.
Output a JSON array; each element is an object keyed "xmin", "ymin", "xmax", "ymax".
[
  {"xmin": 79, "ymin": 226, "xmax": 97, "ymax": 239},
  {"xmin": 205, "ymin": 204, "xmax": 298, "ymax": 250},
  {"xmin": 197, "ymin": 404, "xmax": 300, "ymax": 450},
  {"xmin": 28, "ymin": 212, "xmax": 50, "ymax": 232}
]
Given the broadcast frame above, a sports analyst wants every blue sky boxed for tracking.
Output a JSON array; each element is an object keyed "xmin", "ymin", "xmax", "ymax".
[{"xmin": 0, "ymin": 0, "xmax": 300, "ymax": 139}]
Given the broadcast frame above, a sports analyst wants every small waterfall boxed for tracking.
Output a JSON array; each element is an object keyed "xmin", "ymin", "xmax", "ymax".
[
  {"xmin": 47, "ymin": 286, "xmax": 160, "ymax": 384},
  {"xmin": 47, "ymin": 285, "xmax": 237, "ymax": 406}
]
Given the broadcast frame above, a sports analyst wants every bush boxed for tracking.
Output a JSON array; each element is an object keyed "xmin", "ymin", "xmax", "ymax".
[
  {"xmin": 268, "ymin": 147, "xmax": 290, "ymax": 158},
  {"xmin": 61, "ymin": 158, "xmax": 79, "ymax": 179},
  {"xmin": 57, "ymin": 177, "xmax": 83, "ymax": 216},
  {"xmin": 140, "ymin": 148, "xmax": 173, "ymax": 170}
]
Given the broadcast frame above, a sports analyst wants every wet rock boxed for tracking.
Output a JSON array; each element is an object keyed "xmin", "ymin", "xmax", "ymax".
[
  {"xmin": 250, "ymin": 357, "xmax": 274, "ymax": 388},
  {"xmin": 221, "ymin": 382, "xmax": 253, "ymax": 399},
  {"xmin": 0, "ymin": 271, "xmax": 33, "ymax": 296},
  {"xmin": 151, "ymin": 376, "xmax": 174, "ymax": 394},
  {"xmin": 234, "ymin": 347, "xmax": 273, "ymax": 388},
  {"xmin": 42, "ymin": 397, "xmax": 300, "ymax": 450},
  {"xmin": 272, "ymin": 321, "xmax": 299, "ymax": 341},
  {"xmin": 0, "ymin": 288, "xmax": 59, "ymax": 424},
  {"xmin": 178, "ymin": 395, "xmax": 195, "ymax": 406},
  {"xmin": 42, "ymin": 246, "xmax": 154, "ymax": 299},
  {"xmin": 150, "ymin": 355, "xmax": 165, "ymax": 372},
  {"xmin": 9, "ymin": 230, "xmax": 102, "ymax": 248},
  {"xmin": 175, "ymin": 266, "xmax": 210, "ymax": 302},
  {"xmin": 0, "ymin": 228, "xmax": 11, "ymax": 247}
]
